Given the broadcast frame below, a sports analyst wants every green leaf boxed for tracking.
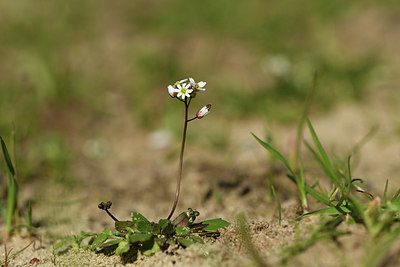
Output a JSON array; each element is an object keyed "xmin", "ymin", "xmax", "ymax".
[
  {"xmin": 137, "ymin": 220, "xmax": 152, "ymax": 233},
  {"xmin": 201, "ymin": 218, "xmax": 230, "ymax": 231},
  {"xmin": 190, "ymin": 235, "xmax": 204, "ymax": 244},
  {"xmin": 386, "ymin": 202, "xmax": 400, "ymax": 213},
  {"xmin": 90, "ymin": 228, "xmax": 113, "ymax": 249},
  {"xmin": 305, "ymin": 118, "xmax": 340, "ymax": 187},
  {"xmin": 129, "ymin": 233, "xmax": 153, "ymax": 243},
  {"xmin": 101, "ymin": 239, "xmax": 122, "ymax": 248},
  {"xmin": 154, "ymin": 237, "xmax": 167, "ymax": 247},
  {"xmin": 0, "ymin": 136, "xmax": 15, "ymax": 176},
  {"xmin": 151, "ymin": 222, "xmax": 161, "ymax": 235},
  {"xmin": 269, "ymin": 179, "xmax": 281, "ymax": 225},
  {"xmin": 175, "ymin": 227, "xmax": 189, "ymax": 236},
  {"xmin": 177, "ymin": 238, "xmax": 195, "ymax": 247},
  {"xmin": 54, "ymin": 239, "xmax": 69, "ymax": 251},
  {"xmin": 115, "ymin": 221, "xmax": 136, "ymax": 232},
  {"xmin": 115, "ymin": 240, "xmax": 130, "ymax": 255},
  {"xmin": 383, "ymin": 179, "xmax": 389, "ymax": 205},
  {"xmin": 130, "ymin": 211, "xmax": 152, "ymax": 232},
  {"xmin": 252, "ymin": 133, "xmax": 295, "ymax": 176},
  {"xmin": 132, "ymin": 211, "xmax": 150, "ymax": 224},
  {"xmin": 141, "ymin": 238, "xmax": 160, "ymax": 256},
  {"xmin": 303, "ymin": 206, "xmax": 351, "ymax": 216},
  {"xmin": 159, "ymin": 219, "xmax": 175, "ymax": 235}
]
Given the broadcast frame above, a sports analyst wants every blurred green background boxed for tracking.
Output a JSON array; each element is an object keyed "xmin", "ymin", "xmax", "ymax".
[{"xmin": 0, "ymin": 0, "xmax": 399, "ymax": 184}]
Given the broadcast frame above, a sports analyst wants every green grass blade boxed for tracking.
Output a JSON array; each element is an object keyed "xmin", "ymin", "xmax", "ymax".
[
  {"xmin": 298, "ymin": 159, "xmax": 308, "ymax": 209},
  {"xmin": 304, "ymin": 184, "xmax": 332, "ymax": 207},
  {"xmin": 305, "ymin": 119, "xmax": 340, "ymax": 187},
  {"xmin": 303, "ymin": 206, "xmax": 350, "ymax": 216},
  {"xmin": 268, "ymin": 176, "xmax": 281, "ymax": 225},
  {"xmin": 303, "ymin": 140, "xmax": 332, "ymax": 180},
  {"xmin": 6, "ymin": 174, "xmax": 18, "ymax": 236},
  {"xmin": 27, "ymin": 200, "xmax": 32, "ymax": 227},
  {"xmin": 383, "ymin": 179, "xmax": 389, "ymax": 205},
  {"xmin": 392, "ymin": 188, "xmax": 400, "ymax": 202},
  {"xmin": 252, "ymin": 133, "xmax": 295, "ymax": 176},
  {"xmin": 0, "ymin": 136, "xmax": 15, "ymax": 176}
]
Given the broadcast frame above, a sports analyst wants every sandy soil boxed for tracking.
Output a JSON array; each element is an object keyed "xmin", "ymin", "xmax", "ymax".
[{"xmin": 1, "ymin": 87, "xmax": 400, "ymax": 266}]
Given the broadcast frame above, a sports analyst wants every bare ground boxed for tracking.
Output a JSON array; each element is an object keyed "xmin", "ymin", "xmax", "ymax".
[{"xmin": 1, "ymin": 87, "xmax": 400, "ymax": 266}]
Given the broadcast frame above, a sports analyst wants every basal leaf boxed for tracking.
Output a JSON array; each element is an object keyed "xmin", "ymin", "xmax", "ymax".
[
  {"xmin": 132, "ymin": 211, "xmax": 150, "ymax": 224},
  {"xmin": 151, "ymin": 222, "xmax": 161, "ymax": 235},
  {"xmin": 141, "ymin": 238, "xmax": 160, "ymax": 256},
  {"xmin": 159, "ymin": 219, "xmax": 175, "ymax": 235},
  {"xmin": 115, "ymin": 240, "xmax": 130, "ymax": 255},
  {"xmin": 201, "ymin": 218, "xmax": 230, "ymax": 231},
  {"xmin": 177, "ymin": 238, "xmax": 194, "ymax": 247},
  {"xmin": 190, "ymin": 235, "xmax": 204, "ymax": 244},
  {"xmin": 129, "ymin": 233, "xmax": 153, "ymax": 243},
  {"xmin": 137, "ymin": 220, "xmax": 152, "ymax": 233},
  {"xmin": 175, "ymin": 227, "xmax": 189, "ymax": 236},
  {"xmin": 90, "ymin": 228, "xmax": 113, "ymax": 249},
  {"xmin": 115, "ymin": 221, "xmax": 136, "ymax": 232},
  {"xmin": 101, "ymin": 239, "xmax": 122, "ymax": 248}
]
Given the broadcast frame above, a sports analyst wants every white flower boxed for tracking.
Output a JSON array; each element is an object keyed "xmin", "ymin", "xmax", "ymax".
[
  {"xmin": 189, "ymin": 77, "xmax": 196, "ymax": 88},
  {"xmin": 197, "ymin": 81, "xmax": 206, "ymax": 91},
  {"xmin": 188, "ymin": 77, "xmax": 206, "ymax": 91},
  {"xmin": 174, "ymin": 78, "xmax": 188, "ymax": 86},
  {"xmin": 175, "ymin": 83, "xmax": 193, "ymax": 99},
  {"xmin": 168, "ymin": 85, "xmax": 177, "ymax": 98},
  {"xmin": 196, "ymin": 104, "xmax": 211, "ymax": 119}
]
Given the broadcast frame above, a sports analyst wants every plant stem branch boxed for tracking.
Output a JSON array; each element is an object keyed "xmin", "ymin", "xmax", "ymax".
[{"xmin": 167, "ymin": 99, "xmax": 189, "ymax": 220}]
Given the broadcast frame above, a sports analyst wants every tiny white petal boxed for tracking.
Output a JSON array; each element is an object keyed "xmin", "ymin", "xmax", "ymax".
[
  {"xmin": 198, "ymin": 81, "xmax": 206, "ymax": 87},
  {"xmin": 168, "ymin": 85, "xmax": 176, "ymax": 97}
]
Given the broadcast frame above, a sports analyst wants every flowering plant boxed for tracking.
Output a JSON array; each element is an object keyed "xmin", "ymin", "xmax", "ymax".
[
  {"xmin": 166, "ymin": 77, "xmax": 211, "ymax": 220},
  {"xmin": 56, "ymin": 77, "xmax": 228, "ymax": 261}
]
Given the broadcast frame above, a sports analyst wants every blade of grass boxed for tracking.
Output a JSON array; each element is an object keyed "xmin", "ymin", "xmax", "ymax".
[
  {"xmin": 298, "ymin": 159, "xmax": 308, "ymax": 210},
  {"xmin": 252, "ymin": 133, "xmax": 295, "ymax": 177},
  {"xmin": 305, "ymin": 118, "xmax": 340, "ymax": 187},
  {"xmin": 1, "ymin": 136, "xmax": 19, "ymax": 237},
  {"xmin": 287, "ymin": 174, "xmax": 332, "ymax": 207},
  {"xmin": 383, "ymin": 180, "xmax": 389, "ymax": 205},
  {"xmin": 1, "ymin": 136, "xmax": 15, "ymax": 176},
  {"xmin": 268, "ymin": 176, "xmax": 281, "ymax": 225}
]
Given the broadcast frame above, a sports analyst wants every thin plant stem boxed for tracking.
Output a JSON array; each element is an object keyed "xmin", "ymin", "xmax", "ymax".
[{"xmin": 167, "ymin": 99, "xmax": 189, "ymax": 220}]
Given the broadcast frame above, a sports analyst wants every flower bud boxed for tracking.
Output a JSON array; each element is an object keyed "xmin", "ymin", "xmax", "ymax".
[
  {"xmin": 168, "ymin": 85, "xmax": 177, "ymax": 98},
  {"xmin": 196, "ymin": 104, "xmax": 211, "ymax": 119}
]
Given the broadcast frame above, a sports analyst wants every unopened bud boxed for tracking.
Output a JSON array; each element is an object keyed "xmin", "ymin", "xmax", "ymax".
[
  {"xmin": 196, "ymin": 104, "xmax": 211, "ymax": 119},
  {"xmin": 168, "ymin": 85, "xmax": 177, "ymax": 98}
]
